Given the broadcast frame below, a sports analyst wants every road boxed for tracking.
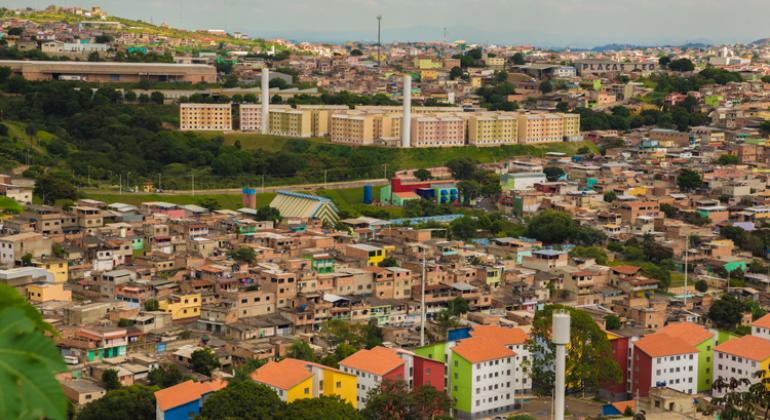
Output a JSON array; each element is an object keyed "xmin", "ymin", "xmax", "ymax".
[
  {"xmin": 499, "ymin": 396, "xmax": 604, "ymax": 419},
  {"xmin": 84, "ymin": 178, "xmax": 390, "ymax": 196}
]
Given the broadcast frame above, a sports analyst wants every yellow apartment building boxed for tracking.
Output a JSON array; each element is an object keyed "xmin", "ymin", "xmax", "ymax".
[
  {"xmin": 269, "ymin": 108, "xmax": 312, "ymax": 137},
  {"xmin": 562, "ymin": 113, "xmax": 582, "ymax": 140},
  {"xmin": 33, "ymin": 258, "xmax": 68, "ymax": 283},
  {"xmin": 468, "ymin": 112, "xmax": 518, "ymax": 147},
  {"xmin": 159, "ymin": 293, "xmax": 201, "ymax": 320},
  {"xmin": 517, "ymin": 112, "xmax": 566, "ymax": 144},
  {"xmin": 27, "ymin": 282, "xmax": 71, "ymax": 302},
  {"xmin": 179, "ymin": 103, "xmax": 232, "ymax": 131}
]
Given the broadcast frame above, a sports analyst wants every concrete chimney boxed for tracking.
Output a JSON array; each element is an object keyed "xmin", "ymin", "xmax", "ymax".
[
  {"xmin": 261, "ymin": 68, "xmax": 270, "ymax": 134},
  {"xmin": 552, "ymin": 311, "xmax": 571, "ymax": 420},
  {"xmin": 401, "ymin": 74, "xmax": 412, "ymax": 148}
]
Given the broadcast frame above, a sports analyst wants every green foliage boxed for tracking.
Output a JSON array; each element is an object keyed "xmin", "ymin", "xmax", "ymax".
[
  {"xmin": 228, "ymin": 247, "xmax": 256, "ymax": 263},
  {"xmin": 0, "ymin": 196, "xmax": 23, "ymax": 214},
  {"xmin": 717, "ymin": 154, "xmax": 740, "ymax": 165},
  {"xmin": 190, "ymin": 348, "xmax": 220, "ymax": 376},
  {"xmin": 605, "ymin": 315, "xmax": 621, "ymax": 330},
  {"xmin": 232, "ymin": 358, "xmax": 267, "ymax": 383},
  {"xmin": 527, "ymin": 305, "xmax": 622, "ymax": 395},
  {"xmin": 708, "ymin": 294, "xmax": 752, "ymax": 330},
  {"xmin": 76, "ymin": 385, "xmax": 157, "ymax": 420},
  {"xmin": 526, "ymin": 210, "xmax": 605, "ymax": 245},
  {"xmin": 256, "ymin": 206, "xmax": 282, "ymax": 222},
  {"xmin": 476, "ymin": 76, "xmax": 519, "ymax": 111},
  {"xmin": 379, "ymin": 256, "xmax": 399, "ymax": 267},
  {"xmin": 677, "ymin": 169, "xmax": 703, "ymax": 192},
  {"xmin": 0, "ymin": 285, "xmax": 67, "ymax": 420},
  {"xmin": 658, "ymin": 56, "xmax": 671, "ymax": 67},
  {"xmin": 362, "ymin": 381, "xmax": 451, "ymax": 420},
  {"xmin": 569, "ymin": 246, "xmax": 608, "ymax": 265},
  {"xmin": 668, "ymin": 58, "xmax": 695, "ymax": 72},
  {"xmin": 413, "ymin": 168, "xmax": 433, "ymax": 181},
  {"xmin": 543, "ymin": 166, "xmax": 565, "ymax": 182},
  {"xmin": 34, "ymin": 171, "xmax": 79, "ymax": 204},
  {"xmin": 147, "ymin": 363, "xmax": 185, "ymax": 388},
  {"xmin": 102, "ymin": 369, "xmax": 121, "ymax": 390},
  {"xmin": 200, "ymin": 381, "xmax": 283, "ymax": 420},
  {"xmin": 144, "ymin": 299, "xmax": 160, "ymax": 311},
  {"xmin": 603, "ymin": 190, "xmax": 617, "ymax": 203},
  {"xmin": 287, "ymin": 339, "xmax": 317, "ymax": 362},
  {"xmin": 283, "ymin": 395, "xmax": 361, "ymax": 420},
  {"xmin": 695, "ymin": 279, "xmax": 709, "ymax": 293},
  {"xmin": 539, "ymin": 80, "xmax": 554, "ymax": 94},
  {"xmin": 449, "ymin": 66, "xmax": 463, "ymax": 80},
  {"xmin": 512, "ymin": 52, "xmax": 526, "ymax": 65}
]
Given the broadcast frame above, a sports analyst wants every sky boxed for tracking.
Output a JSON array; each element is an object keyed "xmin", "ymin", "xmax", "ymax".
[{"xmin": 6, "ymin": 0, "xmax": 770, "ymax": 47}]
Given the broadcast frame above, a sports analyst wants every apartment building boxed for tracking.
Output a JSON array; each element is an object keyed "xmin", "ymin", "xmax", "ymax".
[
  {"xmin": 631, "ymin": 333, "xmax": 699, "ymax": 397},
  {"xmin": 517, "ymin": 112, "xmax": 565, "ymax": 144},
  {"xmin": 657, "ymin": 322, "xmax": 716, "ymax": 392},
  {"xmin": 238, "ymin": 103, "xmax": 263, "ymax": 131},
  {"xmin": 410, "ymin": 114, "xmax": 466, "ymax": 148},
  {"xmin": 269, "ymin": 108, "xmax": 312, "ymax": 137},
  {"xmin": 0, "ymin": 232, "xmax": 53, "ymax": 266},
  {"xmin": 562, "ymin": 113, "xmax": 581, "ymax": 141},
  {"xmin": 713, "ymin": 335, "xmax": 770, "ymax": 397},
  {"xmin": 159, "ymin": 293, "xmax": 202, "ymax": 320},
  {"xmin": 330, "ymin": 111, "xmax": 401, "ymax": 145},
  {"xmin": 339, "ymin": 346, "xmax": 406, "ymax": 409},
  {"xmin": 467, "ymin": 113, "xmax": 518, "ymax": 147},
  {"xmin": 252, "ymin": 358, "xmax": 357, "ymax": 406},
  {"xmin": 179, "ymin": 103, "xmax": 233, "ymax": 131},
  {"xmin": 295, "ymin": 105, "xmax": 350, "ymax": 137}
]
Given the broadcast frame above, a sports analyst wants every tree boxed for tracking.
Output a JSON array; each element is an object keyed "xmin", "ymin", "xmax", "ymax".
[
  {"xmin": 283, "ymin": 396, "xmax": 361, "ymax": 420},
  {"xmin": 527, "ymin": 305, "xmax": 621, "ymax": 395},
  {"xmin": 144, "ymin": 299, "xmax": 159, "ymax": 311},
  {"xmin": 150, "ymin": 91, "xmax": 164, "ymax": 105},
  {"xmin": 191, "ymin": 348, "xmax": 219, "ymax": 376},
  {"xmin": 379, "ymin": 256, "xmax": 399, "ymax": 267},
  {"xmin": 200, "ymin": 381, "xmax": 283, "ymax": 420},
  {"xmin": 0, "ymin": 285, "xmax": 67, "ymax": 420},
  {"xmin": 232, "ymin": 358, "xmax": 267, "ymax": 383},
  {"xmin": 223, "ymin": 74, "xmax": 239, "ymax": 88},
  {"xmin": 34, "ymin": 172, "xmax": 78, "ymax": 204},
  {"xmin": 350, "ymin": 49, "xmax": 363, "ymax": 56},
  {"xmin": 20, "ymin": 252, "xmax": 33, "ymax": 267},
  {"xmin": 446, "ymin": 157, "xmax": 477, "ymax": 180},
  {"xmin": 695, "ymin": 280, "xmax": 709, "ymax": 293},
  {"xmin": 102, "ymin": 369, "xmax": 121, "ymax": 390},
  {"xmin": 526, "ymin": 210, "xmax": 576, "ymax": 244},
  {"xmin": 717, "ymin": 154, "xmax": 740, "ymax": 165},
  {"xmin": 449, "ymin": 216, "xmax": 478, "ymax": 240},
  {"xmin": 76, "ymin": 385, "xmax": 157, "ymax": 420},
  {"xmin": 604, "ymin": 190, "xmax": 617, "ymax": 202},
  {"xmin": 539, "ymin": 80, "xmax": 554, "ymax": 94},
  {"xmin": 413, "ymin": 168, "xmax": 432, "ymax": 181},
  {"xmin": 287, "ymin": 339, "xmax": 316, "ymax": 362},
  {"xmin": 543, "ymin": 166, "xmax": 565, "ymax": 182},
  {"xmin": 604, "ymin": 315, "xmax": 621, "ymax": 330},
  {"xmin": 677, "ymin": 169, "xmax": 703, "ymax": 192},
  {"xmin": 449, "ymin": 66, "xmax": 463, "ymax": 80},
  {"xmin": 668, "ymin": 58, "xmax": 695, "ymax": 72},
  {"xmin": 147, "ymin": 364, "xmax": 184, "ymax": 388},
  {"xmin": 362, "ymin": 381, "xmax": 450, "ymax": 420},
  {"xmin": 197, "ymin": 197, "xmax": 221, "ymax": 211},
  {"xmin": 709, "ymin": 294, "xmax": 750, "ymax": 330},
  {"xmin": 256, "ymin": 206, "xmax": 281, "ymax": 222},
  {"xmin": 512, "ymin": 52, "xmax": 526, "ymax": 65},
  {"xmin": 228, "ymin": 247, "xmax": 256, "ymax": 263},
  {"xmin": 447, "ymin": 297, "xmax": 470, "ymax": 317},
  {"xmin": 658, "ymin": 55, "xmax": 672, "ymax": 67},
  {"xmin": 569, "ymin": 246, "xmax": 608, "ymax": 265}
]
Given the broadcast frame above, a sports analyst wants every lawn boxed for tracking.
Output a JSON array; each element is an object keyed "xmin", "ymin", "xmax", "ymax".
[{"xmin": 195, "ymin": 131, "xmax": 330, "ymax": 153}]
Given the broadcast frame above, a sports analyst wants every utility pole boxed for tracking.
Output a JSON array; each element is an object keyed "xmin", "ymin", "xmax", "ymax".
[
  {"xmin": 684, "ymin": 235, "xmax": 689, "ymax": 306},
  {"xmin": 324, "ymin": 169, "xmax": 327, "ymax": 190},
  {"xmin": 376, "ymin": 15, "xmax": 382, "ymax": 68},
  {"xmin": 191, "ymin": 173, "xmax": 195, "ymax": 196},
  {"xmin": 119, "ymin": 173, "xmax": 122, "ymax": 194},
  {"xmin": 420, "ymin": 246, "xmax": 427, "ymax": 347}
]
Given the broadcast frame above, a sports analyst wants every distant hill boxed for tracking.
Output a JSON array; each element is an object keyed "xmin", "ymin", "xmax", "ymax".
[
  {"xmin": 590, "ymin": 42, "xmax": 711, "ymax": 52},
  {"xmin": 751, "ymin": 38, "xmax": 770, "ymax": 46}
]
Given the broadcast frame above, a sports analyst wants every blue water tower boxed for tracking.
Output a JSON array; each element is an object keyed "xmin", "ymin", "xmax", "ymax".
[{"xmin": 363, "ymin": 185, "xmax": 373, "ymax": 204}]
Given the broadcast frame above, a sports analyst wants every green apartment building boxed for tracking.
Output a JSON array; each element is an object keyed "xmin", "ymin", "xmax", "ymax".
[{"xmin": 658, "ymin": 322, "xmax": 716, "ymax": 392}]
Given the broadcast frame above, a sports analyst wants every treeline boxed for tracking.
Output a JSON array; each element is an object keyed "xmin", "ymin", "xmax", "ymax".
[{"xmin": 578, "ymin": 103, "xmax": 709, "ymax": 132}]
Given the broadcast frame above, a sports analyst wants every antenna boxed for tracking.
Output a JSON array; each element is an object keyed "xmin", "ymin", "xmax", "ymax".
[
  {"xmin": 443, "ymin": 27, "xmax": 447, "ymax": 44},
  {"xmin": 377, "ymin": 15, "xmax": 382, "ymax": 68}
]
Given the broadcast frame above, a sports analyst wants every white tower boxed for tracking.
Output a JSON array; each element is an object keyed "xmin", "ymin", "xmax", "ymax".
[
  {"xmin": 552, "ymin": 311, "xmax": 571, "ymax": 420},
  {"xmin": 401, "ymin": 74, "xmax": 412, "ymax": 148},
  {"xmin": 261, "ymin": 68, "xmax": 270, "ymax": 134}
]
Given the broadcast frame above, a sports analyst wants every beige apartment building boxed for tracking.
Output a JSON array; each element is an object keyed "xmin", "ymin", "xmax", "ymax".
[
  {"xmin": 468, "ymin": 112, "xmax": 518, "ymax": 147},
  {"xmin": 410, "ymin": 114, "xmax": 467, "ymax": 148},
  {"xmin": 295, "ymin": 105, "xmax": 350, "ymax": 137},
  {"xmin": 268, "ymin": 108, "xmax": 312, "ymax": 138},
  {"xmin": 562, "ymin": 113, "xmax": 581, "ymax": 141},
  {"xmin": 517, "ymin": 112, "xmax": 565, "ymax": 144},
  {"xmin": 238, "ymin": 104, "xmax": 263, "ymax": 131},
  {"xmin": 330, "ymin": 111, "xmax": 401, "ymax": 145},
  {"xmin": 179, "ymin": 103, "xmax": 232, "ymax": 131}
]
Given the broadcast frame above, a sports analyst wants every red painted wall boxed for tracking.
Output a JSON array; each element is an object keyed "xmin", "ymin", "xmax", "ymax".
[
  {"xmin": 391, "ymin": 177, "xmax": 432, "ymax": 193},
  {"xmin": 604, "ymin": 337, "xmax": 629, "ymax": 395},
  {"xmin": 413, "ymin": 355, "xmax": 445, "ymax": 391},
  {"xmin": 383, "ymin": 364, "xmax": 405, "ymax": 383},
  {"xmin": 631, "ymin": 346, "xmax": 653, "ymax": 397}
]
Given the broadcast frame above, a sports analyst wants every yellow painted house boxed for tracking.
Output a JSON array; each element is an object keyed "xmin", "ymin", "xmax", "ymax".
[
  {"xmin": 159, "ymin": 293, "xmax": 201, "ymax": 320},
  {"xmin": 26, "ymin": 282, "xmax": 71, "ymax": 303},
  {"xmin": 251, "ymin": 358, "xmax": 357, "ymax": 407},
  {"xmin": 33, "ymin": 258, "xmax": 68, "ymax": 283}
]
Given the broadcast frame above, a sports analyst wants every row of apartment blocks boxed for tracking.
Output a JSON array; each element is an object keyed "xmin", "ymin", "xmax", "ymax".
[{"xmin": 179, "ymin": 103, "xmax": 581, "ymax": 147}]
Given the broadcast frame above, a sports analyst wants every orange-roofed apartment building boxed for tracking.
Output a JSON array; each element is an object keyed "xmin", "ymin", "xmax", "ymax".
[
  {"xmin": 751, "ymin": 313, "xmax": 770, "ymax": 341},
  {"xmin": 415, "ymin": 325, "xmax": 529, "ymax": 419},
  {"xmin": 713, "ymin": 335, "xmax": 770, "ymax": 397},
  {"xmin": 630, "ymin": 332, "xmax": 699, "ymax": 397},
  {"xmin": 251, "ymin": 358, "xmax": 357, "ymax": 406},
  {"xmin": 154, "ymin": 379, "xmax": 226, "ymax": 420},
  {"xmin": 339, "ymin": 346, "xmax": 406, "ymax": 408}
]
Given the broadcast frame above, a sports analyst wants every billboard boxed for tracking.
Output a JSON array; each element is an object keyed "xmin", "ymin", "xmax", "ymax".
[{"xmin": 576, "ymin": 60, "xmax": 658, "ymax": 75}]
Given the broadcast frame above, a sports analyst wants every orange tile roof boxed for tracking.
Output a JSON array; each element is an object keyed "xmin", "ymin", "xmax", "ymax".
[
  {"xmin": 613, "ymin": 265, "xmax": 641, "ymax": 275},
  {"xmin": 469, "ymin": 325, "xmax": 528, "ymax": 346},
  {"xmin": 752, "ymin": 313, "xmax": 770, "ymax": 329},
  {"xmin": 657, "ymin": 322, "xmax": 713, "ymax": 346},
  {"xmin": 154, "ymin": 379, "xmax": 226, "ymax": 412},
  {"xmin": 634, "ymin": 333, "xmax": 697, "ymax": 358},
  {"xmin": 611, "ymin": 400, "xmax": 635, "ymax": 414},
  {"xmin": 453, "ymin": 337, "xmax": 517, "ymax": 364},
  {"xmin": 339, "ymin": 346, "xmax": 404, "ymax": 376},
  {"xmin": 251, "ymin": 359, "xmax": 313, "ymax": 390},
  {"xmin": 715, "ymin": 335, "xmax": 770, "ymax": 362}
]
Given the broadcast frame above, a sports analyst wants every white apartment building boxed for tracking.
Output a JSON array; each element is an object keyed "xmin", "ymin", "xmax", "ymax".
[
  {"xmin": 713, "ymin": 335, "xmax": 770, "ymax": 397},
  {"xmin": 179, "ymin": 103, "xmax": 232, "ymax": 131}
]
